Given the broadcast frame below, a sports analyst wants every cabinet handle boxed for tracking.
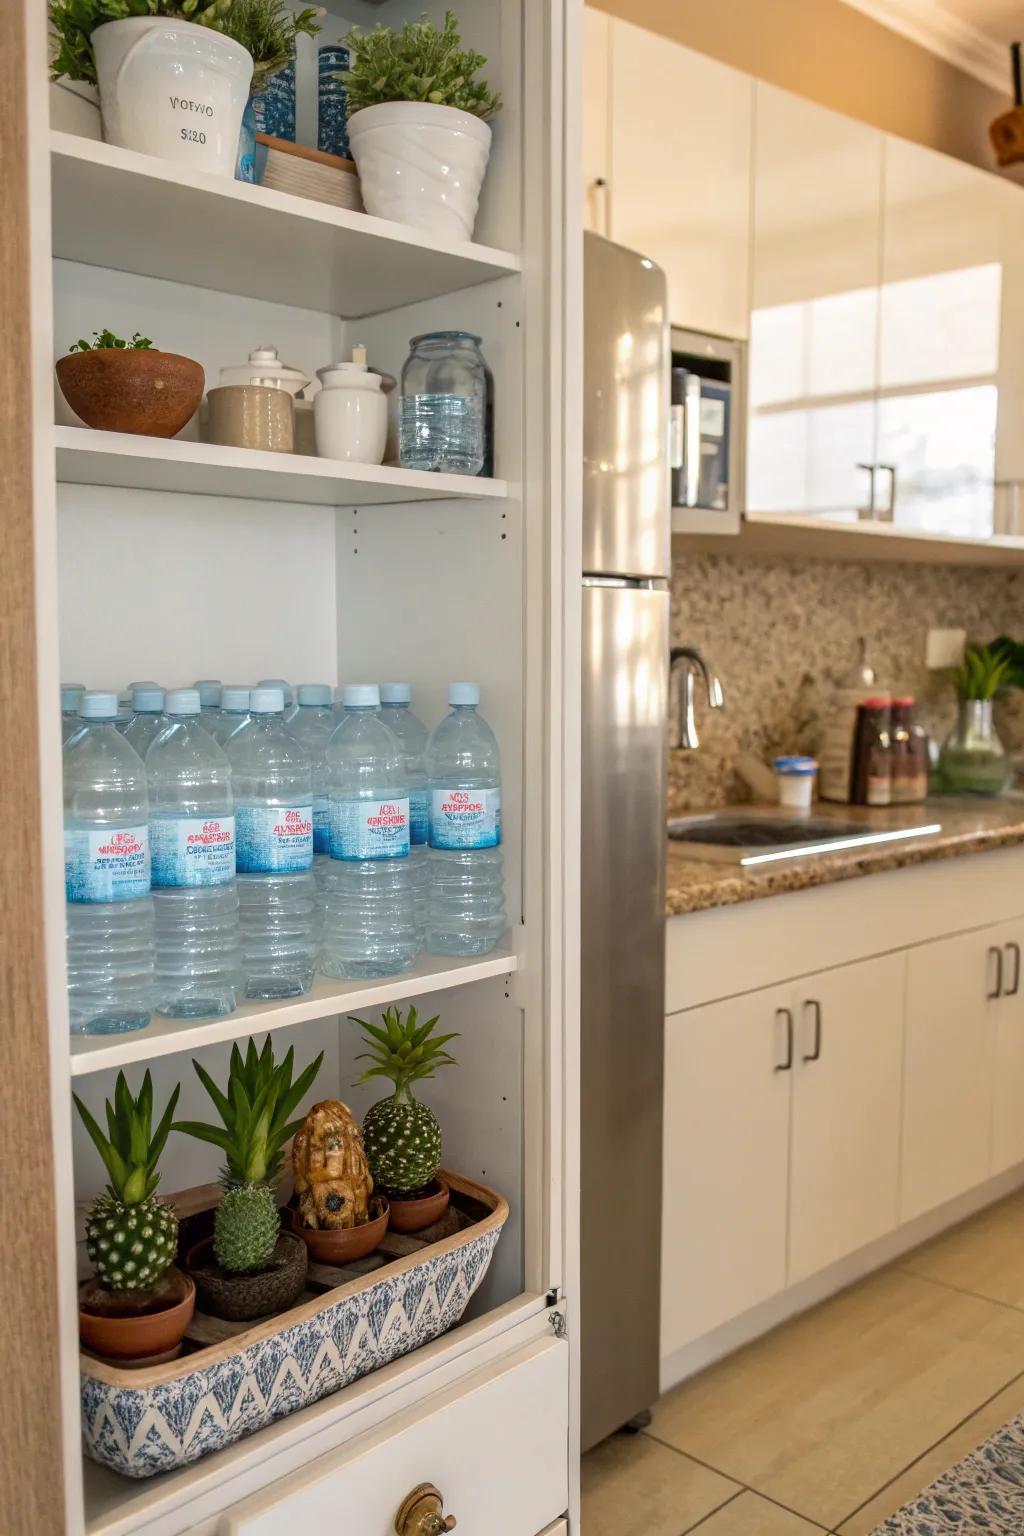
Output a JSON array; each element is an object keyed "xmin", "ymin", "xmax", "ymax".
[
  {"xmin": 1006, "ymin": 942, "xmax": 1021, "ymax": 997},
  {"xmin": 591, "ymin": 176, "xmax": 610, "ymax": 237},
  {"xmin": 988, "ymin": 945, "xmax": 1004, "ymax": 999},
  {"xmin": 395, "ymin": 1484, "xmax": 457, "ymax": 1535},
  {"xmin": 802, "ymin": 999, "xmax": 822, "ymax": 1062},
  {"xmin": 856, "ymin": 463, "xmax": 877, "ymax": 520},
  {"xmin": 877, "ymin": 463, "xmax": 897, "ymax": 522},
  {"xmin": 774, "ymin": 1007, "xmax": 794, "ymax": 1072}
]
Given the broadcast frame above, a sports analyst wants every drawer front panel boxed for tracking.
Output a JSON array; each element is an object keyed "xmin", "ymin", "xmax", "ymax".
[{"xmin": 223, "ymin": 1338, "xmax": 569, "ymax": 1536}]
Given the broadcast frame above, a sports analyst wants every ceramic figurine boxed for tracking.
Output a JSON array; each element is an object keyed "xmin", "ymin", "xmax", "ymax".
[{"xmin": 292, "ymin": 1099, "xmax": 374, "ymax": 1229}]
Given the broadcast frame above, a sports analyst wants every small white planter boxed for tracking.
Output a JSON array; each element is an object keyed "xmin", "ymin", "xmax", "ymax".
[
  {"xmin": 347, "ymin": 101, "xmax": 492, "ymax": 242},
  {"xmin": 92, "ymin": 17, "xmax": 253, "ymax": 178}
]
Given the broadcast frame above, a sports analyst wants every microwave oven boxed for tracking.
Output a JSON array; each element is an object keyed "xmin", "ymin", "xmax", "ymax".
[{"xmin": 670, "ymin": 326, "xmax": 744, "ymax": 535}]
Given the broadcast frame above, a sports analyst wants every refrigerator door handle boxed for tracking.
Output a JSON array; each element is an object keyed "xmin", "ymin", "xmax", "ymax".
[{"xmin": 669, "ymin": 403, "xmax": 685, "ymax": 471}]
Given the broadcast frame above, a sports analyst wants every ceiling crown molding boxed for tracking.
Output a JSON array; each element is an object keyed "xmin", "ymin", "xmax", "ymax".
[{"xmin": 840, "ymin": 0, "xmax": 1011, "ymax": 95}]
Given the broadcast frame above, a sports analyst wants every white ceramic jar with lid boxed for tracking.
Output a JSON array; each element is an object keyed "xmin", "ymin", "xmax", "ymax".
[{"xmin": 314, "ymin": 346, "xmax": 387, "ymax": 465}]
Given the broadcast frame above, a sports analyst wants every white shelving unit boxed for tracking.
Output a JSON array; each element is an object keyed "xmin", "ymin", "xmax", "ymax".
[
  {"xmin": 15, "ymin": 1, "xmax": 580, "ymax": 1532},
  {"xmin": 55, "ymin": 427, "xmax": 509, "ymax": 507}
]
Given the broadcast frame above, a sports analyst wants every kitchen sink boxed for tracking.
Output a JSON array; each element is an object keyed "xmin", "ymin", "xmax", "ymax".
[{"xmin": 667, "ymin": 813, "xmax": 943, "ymax": 866}]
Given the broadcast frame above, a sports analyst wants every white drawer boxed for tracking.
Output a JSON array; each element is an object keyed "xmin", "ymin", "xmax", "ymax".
[{"xmin": 221, "ymin": 1338, "xmax": 569, "ymax": 1536}]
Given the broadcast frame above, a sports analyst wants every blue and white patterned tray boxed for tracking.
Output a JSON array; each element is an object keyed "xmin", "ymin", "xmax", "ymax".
[{"xmin": 80, "ymin": 1172, "xmax": 507, "ymax": 1479}]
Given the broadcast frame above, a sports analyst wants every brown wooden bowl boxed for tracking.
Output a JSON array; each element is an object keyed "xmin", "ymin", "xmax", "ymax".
[
  {"xmin": 56, "ymin": 348, "xmax": 204, "ymax": 437},
  {"xmin": 290, "ymin": 1197, "xmax": 390, "ymax": 1263},
  {"xmin": 79, "ymin": 1266, "xmax": 195, "ymax": 1363},
  {"xmin": 186, "ymin": 1232, "xmax": 307, "ymax": 1321},
  {"xmin": 385, "ymin": 1176, "xmax": 450, "ymax": 1234}
]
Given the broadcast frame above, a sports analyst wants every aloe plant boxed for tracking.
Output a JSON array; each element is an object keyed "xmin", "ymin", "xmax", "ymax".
[{"xmin": 952, "ymin": 644, "xmax": 1011, "ymax": 702}]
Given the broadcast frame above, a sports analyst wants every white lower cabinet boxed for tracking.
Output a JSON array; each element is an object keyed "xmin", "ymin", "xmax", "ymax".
[
  {"xmin": 222, "ymin": 1338, "xmax": 569, "ymax": 1536},
  {"xmin": 663, "ymin": 954, "xmax": 905, "ymax": 1354},
  {"xmin": 901, "ymin": 927, "xmax": 1000, "ymax": 1220},
  {"xmin": 788, "ymin": 954, "xmax": 905, "ymax": 1282},
  {"xmin": 662, "ymin": 986, "xmax": 792, "ymax": 1351}
]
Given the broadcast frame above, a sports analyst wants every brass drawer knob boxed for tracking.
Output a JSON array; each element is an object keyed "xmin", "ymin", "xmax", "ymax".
[{"xmin": 394, "ymin": 1482, "xmax": 457, "ymax": 1535}]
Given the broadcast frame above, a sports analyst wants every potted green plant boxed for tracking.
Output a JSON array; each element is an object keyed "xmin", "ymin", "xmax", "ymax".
[
  {"xmin": 48, "ymin": 0, "xmax": 253, "ymax": 178},
  {"xmin": 175, "ymin": 1036, "xmax": 322, "ymax": 1320},
  {"xmin": 56, "ymin": 329, "xmax": 205, "ymax": 438},
  {"xmin": 340, "ymin": 9, "xmax": 501, "ymax": 240},
  {"xmin": 74, "ymin": 1072, "xmax": 195, "ymax": 1362},
  {"xmin": 938, "ymin": 644, "xmax": 1012, "ymax": 796},
  {"xmin": 350, "ymin": 1005, "xmax": 458, "ymax": 1233},
  {"xmin": 222, "ymin": 0, "xmax": 321, "ymax": 182}
]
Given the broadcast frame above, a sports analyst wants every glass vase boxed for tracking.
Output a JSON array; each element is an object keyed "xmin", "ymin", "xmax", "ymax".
[{"xmin": 938, "ymin": 700, "xmax": 1010, "ymax": 796}]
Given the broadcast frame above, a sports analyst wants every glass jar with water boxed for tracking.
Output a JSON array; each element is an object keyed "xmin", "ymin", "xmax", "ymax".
[{"xmin": 399, "ymin": 331, "xmax": 488, "ymax": 475}]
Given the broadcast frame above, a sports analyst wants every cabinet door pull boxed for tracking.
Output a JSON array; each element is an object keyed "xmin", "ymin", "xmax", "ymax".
[
  {"xmin": 1006, "ymin": 942, "xmax": 1021, "ymax": 997},
  {"xmin": 802, "ymin": 999, "xmax": 822, "ymax": 1062},
  {"xmin": 774, "ymin": 1007, "xmax": 793, "ymax": 1072},
  {"xmin": 988, "ymin": 945, "xmax": 1004, "ymax": 999},
  {"xmin": 395, "ymin": 1483, "xmax": 457, "ymax": 1535}
]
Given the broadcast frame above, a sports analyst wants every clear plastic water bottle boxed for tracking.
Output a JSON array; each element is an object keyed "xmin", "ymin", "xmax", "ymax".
[
  {"xmin": 210, "ymin": 685, "xmax": 251, "ymax": 746},
  {"xmin": 379, "ymin": 683, "xmax": 429, "ymax": 941},
  {"xmin": 258, "ymin": 678, "xmax": 295, "ymax": 720},
  {"xmin": 64, "ymin": 690, "xmax": 155, "ymax": 1035},
  {"xmin": 193, "ymin": 679, "xmax": 222, "ymax": 725},
  {"xmin": 426, "ymin": 683, "xmax": 506, "ymax": 956},
  {"xmin": 61, "ymin": 683, "xmax": 85, "ymax": 742},
  {"xmin": 287, "ymin": 684, "xmax": 336, "ymax": 881},
  {"xmin": 147, "ymin": 689, "xmax": 242, "ymax": 1018},
  {"xmin": 225, "ymin": 686, "xmax": 317, "ymax": 998},
  {"xmin": 122, "ymin": 685, "xmax": 168, "ymax": 759},
  {"xmin": 321, "ymin": 683, "xmax": 418, "ymax": 979}
]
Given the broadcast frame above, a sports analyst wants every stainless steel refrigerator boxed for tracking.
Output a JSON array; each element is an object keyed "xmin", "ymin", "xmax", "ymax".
[{"xmin": 581, "ymin": 232, "xmax": 671, "ymax": 1450}]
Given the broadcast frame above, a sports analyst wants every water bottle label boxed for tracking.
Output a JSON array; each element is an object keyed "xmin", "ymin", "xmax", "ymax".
[
  {"xmin": 151, "ymin": 815, "xmax": 235, "ymax": 889},
  {"xmin": 410, "ymin": 788, "xmax": 429, "ymax": 846},
  {"xmin": 236, "ymin": 805, "xmax": 313, "ymax": 873},
  {"xmin": 313, "ymin": 793, "xmax": 331, "ymax": 855},
  {"xmin": 65, "ymin": 824, "xmax": 150, "ymax": 903},
  {"xmin": 430, "ymin": 788, "xmax": 502, "ymax": 850},
  {"xmin": 330, "ymin": 797, "xmax": 410, "ymax": 860}
]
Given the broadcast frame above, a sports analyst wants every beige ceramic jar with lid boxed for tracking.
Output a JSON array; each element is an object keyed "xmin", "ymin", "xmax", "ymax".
[
  {"xmin": 314, "ymin": 346, "xmax": 388, "ymax": 465},
  {"xmin": 216, "ymin": 345, "xmax": 315, "ymax": 453}
]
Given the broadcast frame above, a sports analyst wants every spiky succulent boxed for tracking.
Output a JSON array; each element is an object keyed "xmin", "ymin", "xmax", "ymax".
[
  {"xmin": 73, "ymin": 1071, "xmax": 181, "ymax": 1294},
  {"xmin": 174, "ymin": 1036, "xmax": 322, "ymax": 1274},
  {"xmin": 351, "ymin": 1006, "xmax": 458, "ymax": 1196}
]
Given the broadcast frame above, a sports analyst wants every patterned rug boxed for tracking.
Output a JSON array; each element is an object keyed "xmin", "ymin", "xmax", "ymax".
[{"xmin": 873, "ymin": 1412, "xmax": 1024, "ymax": 1534}]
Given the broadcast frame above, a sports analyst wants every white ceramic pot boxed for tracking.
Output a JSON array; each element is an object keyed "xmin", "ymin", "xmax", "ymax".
[
  {"xmin": 92, "ymin": 18, "xmax": 253, "ymax": 178},
  {"xmin": 346, "ymin": 101, "xmax": 492, "ymax": 242},
  {"xmin": 315, "ymin": 365, "xmax": 387, "ymax": 464}
]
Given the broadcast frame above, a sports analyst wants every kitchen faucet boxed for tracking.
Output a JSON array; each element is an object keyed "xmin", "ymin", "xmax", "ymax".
[{"xmin": 669, "ymin": 647, "xmax": 724, "ymax": 750}]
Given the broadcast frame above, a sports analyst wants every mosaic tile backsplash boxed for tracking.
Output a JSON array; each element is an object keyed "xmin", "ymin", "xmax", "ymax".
[{"xmin": 669, "ymin": 549, "xmax": 1024, "ymax": 812}]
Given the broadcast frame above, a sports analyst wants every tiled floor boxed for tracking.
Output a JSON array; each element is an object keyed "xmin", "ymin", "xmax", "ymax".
[{"xmin": 581, "ymin": 1190, "xmax": 1024, "ymax": 1535}]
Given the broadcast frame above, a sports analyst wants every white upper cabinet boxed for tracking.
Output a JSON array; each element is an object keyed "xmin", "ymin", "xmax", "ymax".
[
  {"xmin": 581, "ymin": 7, "xmax": 611, "ymax": 236},
  {"xmin": 746, "ymin": 83, "xmax": 884, "ymax": 517},
  {"xmin": 607, "ymin": 19, "xmax": 753, "ymax": 339},
  {"xmin": 878, "ymin": 136, "xmax": 1004, "ymax": 539}
]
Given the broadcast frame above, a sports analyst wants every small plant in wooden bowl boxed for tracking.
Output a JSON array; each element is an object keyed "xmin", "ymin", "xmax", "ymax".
[
  {"xmin": 56, "ymin": 329, "xmax": 205, "ymax": 438},
  {"xmin": 75, "ymin": 1071, "xmax": 195, "ymax": 1364},
  {"xmin": 350, "ymin": 1004, "xmax": 458, "ymax": 1233},
  {"xmin": 290, "ymin": 1100, "xmax": 390, "ymax": 1263},
  {"xmin": 175, "ymin": 1036, "xmax": 322, "ymax": 1321}
]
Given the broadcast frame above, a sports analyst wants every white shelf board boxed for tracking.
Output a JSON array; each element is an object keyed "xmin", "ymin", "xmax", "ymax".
[
  {"xmin": 55, "ymin": 426, "xmax": 508, "ymax": 506},
  {"xmin": 70, "ymin": 940, "xmax": 517, "ymax": 1077},
  {"xmin": 50, "ymin": 131, "xmax": 521, "ymax": 317}
]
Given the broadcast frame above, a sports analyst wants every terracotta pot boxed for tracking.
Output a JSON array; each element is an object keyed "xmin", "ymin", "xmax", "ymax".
[
  {"xmin": 79, "ymin": 1266, "xmax": 195, "ymax": 1363},
  {"xmin": 290, "ymin": 1197, "xmax": 389, "ymax": 1264},
  {"xmin": 385, "ymin": 1176, "xmax": 450, "ymax": 1235},
  {"xmin": 56, "ymin": 348, "xmax": 204, "ymax": 437},
  {"xmin": 186, "ymin": 1232, "xmax": 308, "ymax": 1321}
]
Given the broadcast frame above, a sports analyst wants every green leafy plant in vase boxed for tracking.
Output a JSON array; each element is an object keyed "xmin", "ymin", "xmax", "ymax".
[
  {"xmin": 175, "ymin": 1036, "xmax": 323, "ymax": 1320},
  {"xmin": 74, "ymin": 1072, "xmax": 196, "ymax": 1361},
  {"xmin": 938, "ymin": 644, "xmax": 1012, "ymax": 797},
  {"xmin": 340, "ymin": 10, "xmax": 501, "ymax": 240},
  {"xmin": 351, "ymin": 1005, "xmax": 458, "ymax": 1233}
]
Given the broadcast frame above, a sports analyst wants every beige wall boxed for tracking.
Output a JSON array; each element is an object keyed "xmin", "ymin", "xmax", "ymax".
[{"xmin": 589, "ymin": 0, "xmax": 1017, "ymax": 177}]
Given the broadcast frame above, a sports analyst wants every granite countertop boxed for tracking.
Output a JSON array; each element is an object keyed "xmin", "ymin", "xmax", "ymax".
[{"xmin": 666, "ymin": 799, "xmax": 1024, "ymax": 916}]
